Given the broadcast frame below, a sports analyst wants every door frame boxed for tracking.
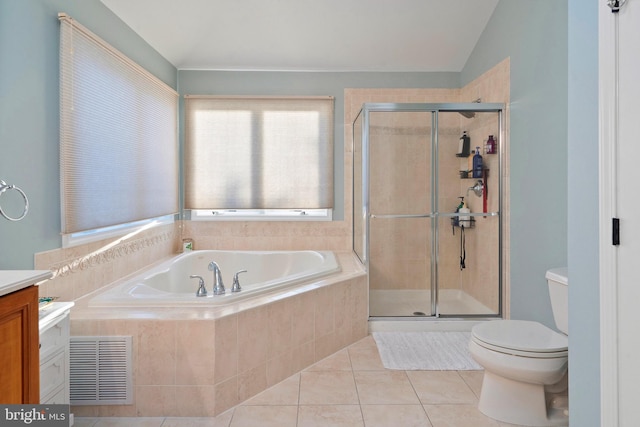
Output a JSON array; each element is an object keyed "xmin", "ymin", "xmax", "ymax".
[{"xmin": 598, "ymin": 1, "xmax": 622, "ymax": 425}]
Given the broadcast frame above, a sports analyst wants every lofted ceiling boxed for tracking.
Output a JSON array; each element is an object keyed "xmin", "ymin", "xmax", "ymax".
[{"xmin": 100, "ymin": 0, "xmax": 499, "ymax": 72}]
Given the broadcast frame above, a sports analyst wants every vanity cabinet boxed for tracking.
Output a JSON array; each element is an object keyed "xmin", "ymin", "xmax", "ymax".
[
  {"xmin": 0, "ymin": 285, "xmax": 40, "ymax": 403},
  {"xmin": 39, "ymin": 303, "xmax": 73, "ymax": 404}
]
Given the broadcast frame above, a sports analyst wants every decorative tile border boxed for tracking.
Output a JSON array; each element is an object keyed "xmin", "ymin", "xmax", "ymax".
[{"xmin": 49, "ymin": 231, "xmax": 173, "ymax": 279}]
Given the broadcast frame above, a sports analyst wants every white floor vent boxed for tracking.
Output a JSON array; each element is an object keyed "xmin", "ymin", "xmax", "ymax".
[{"xmin": 69, "ymin": 336, "xmax": 133, "ymax": 405}]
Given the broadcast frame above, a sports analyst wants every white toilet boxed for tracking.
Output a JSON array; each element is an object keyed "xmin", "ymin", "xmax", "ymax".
[{"xmin": 469, "ymin": 268, "xmax": 569, "ymax": 426}]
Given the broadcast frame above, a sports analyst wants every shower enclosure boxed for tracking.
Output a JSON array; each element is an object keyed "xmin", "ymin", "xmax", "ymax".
[{"xmin": 353, "ymin": 103, "xmax": 504, "ymax": 319}]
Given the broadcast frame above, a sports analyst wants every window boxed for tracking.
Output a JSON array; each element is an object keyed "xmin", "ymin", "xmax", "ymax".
[
  {"xmin": 184, "ymin": 96, "xmax": 334, "ymax": 219},
  {"xmin": 59, "ymin": 14, "xmax": 179, "ymax": 245}
]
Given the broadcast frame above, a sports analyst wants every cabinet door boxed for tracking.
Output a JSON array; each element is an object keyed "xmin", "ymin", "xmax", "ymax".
[{"xmin": 0, "ymin": 285, "xmax": 39, "ymax": 403}]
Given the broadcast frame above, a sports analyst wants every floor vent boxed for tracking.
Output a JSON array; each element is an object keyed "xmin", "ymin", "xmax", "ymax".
[{"xmin": 69, "ymin": 336, "xmax": 132, "ymax": 405}]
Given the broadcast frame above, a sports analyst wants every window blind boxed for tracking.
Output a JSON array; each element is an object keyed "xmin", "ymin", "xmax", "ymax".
[
  {"xmin": 184, "ymin": 96, "xmax": 334, "ymax": 210},
  {"xmin": 59, "ymin": 14, "xmax": 179, "ymax": 234}
]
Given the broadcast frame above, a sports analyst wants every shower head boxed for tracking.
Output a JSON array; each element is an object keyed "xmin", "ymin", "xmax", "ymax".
[{"xmin": 457, "ymin": 98, "xmax": 482, "ymax": 119}]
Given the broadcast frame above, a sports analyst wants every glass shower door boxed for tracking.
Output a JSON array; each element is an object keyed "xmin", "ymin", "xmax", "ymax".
[
  {"xmin": 355, "ymin": 103, "xmax": 503, "ymax": 319},
  {"xmin": 436, "ymin": 111, "xmax": 501, "ymax": 316},
  {"xmin": 367, "ymin": 111, "xmax": 435, "ymax": 317}
]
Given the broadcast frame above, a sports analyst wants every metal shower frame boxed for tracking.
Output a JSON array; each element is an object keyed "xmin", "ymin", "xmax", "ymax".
[{"xmin": 353, "ymin": 102, "xmax": 505, "ymax": 319}]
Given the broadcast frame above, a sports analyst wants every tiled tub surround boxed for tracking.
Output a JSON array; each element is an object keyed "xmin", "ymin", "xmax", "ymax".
[{"xmin": 69, "ymin": 252, "xmax": 367, "ymax": 417}]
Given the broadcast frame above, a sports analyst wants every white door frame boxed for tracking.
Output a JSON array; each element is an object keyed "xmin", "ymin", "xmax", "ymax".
[{"xmin": 599, "ymin": 1, "xmax": 627, "ymax": 425}]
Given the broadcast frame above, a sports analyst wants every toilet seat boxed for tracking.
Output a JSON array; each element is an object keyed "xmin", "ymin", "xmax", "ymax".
[{"xmin": 472, "ymin": 320, "xmax": 568, "ymax": 358}]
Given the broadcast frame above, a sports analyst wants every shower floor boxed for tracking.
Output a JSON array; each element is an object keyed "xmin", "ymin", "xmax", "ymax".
[{"xmin": 369, "ymin": 288, "xmax": 494, "ymax": 317}]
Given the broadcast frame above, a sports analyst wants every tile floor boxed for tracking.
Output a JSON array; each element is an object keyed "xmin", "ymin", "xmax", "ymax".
[{"xmin": 74, "ymin": 335, "xmax": 533, "ymax": 427}]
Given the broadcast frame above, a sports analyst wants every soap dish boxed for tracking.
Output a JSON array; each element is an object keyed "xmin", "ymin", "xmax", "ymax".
[{"xmin": 38, "ymin": 296, "xmax": 59, "ymax": 309}]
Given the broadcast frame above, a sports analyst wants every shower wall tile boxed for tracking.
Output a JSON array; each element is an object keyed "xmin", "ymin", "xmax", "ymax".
[
  {"xmin": 460, "ymin": 57, "xmax": 510, "ymax": 313},
  {"xmin": 346, "ymin": 57, "xmax": 510, "ymax": 316}
]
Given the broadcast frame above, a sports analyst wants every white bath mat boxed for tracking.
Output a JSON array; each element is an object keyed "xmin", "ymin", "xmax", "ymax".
[{"xmin": 372, "ymin": 331, "xmax": 482, "ymax": 371}]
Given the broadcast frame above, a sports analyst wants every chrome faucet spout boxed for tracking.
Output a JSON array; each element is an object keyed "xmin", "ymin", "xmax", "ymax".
[{"xmin": 208, "ymin": 261, "xmax": 225, "ymax": 295}]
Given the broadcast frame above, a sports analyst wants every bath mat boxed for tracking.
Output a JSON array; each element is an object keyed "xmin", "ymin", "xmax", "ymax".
[{"xmin": 372, "ymin": 331, "xmax": 482, "ymax": 371}]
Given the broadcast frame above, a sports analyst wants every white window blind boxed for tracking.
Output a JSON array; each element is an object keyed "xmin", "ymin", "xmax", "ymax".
[
  {"xmin": 59, "ymin": 14, "xmax": 179, "ymax": 235},
  {"xmin": 184, "ymin": 96, "xmax": 334, "ymax": 210}
]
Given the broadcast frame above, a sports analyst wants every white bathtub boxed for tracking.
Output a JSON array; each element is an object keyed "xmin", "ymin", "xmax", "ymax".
[{"xmin": 89, "ymin": 250, "xmax": 341, "ymax": 307}]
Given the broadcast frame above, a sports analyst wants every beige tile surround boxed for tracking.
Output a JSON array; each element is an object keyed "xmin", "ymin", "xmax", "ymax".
[
  {"xmin": 346, "ymin": 57, "xmax": 511, "ymax": 316},
  {"xmin": 75, "ymin": 335, "xmax": 530, "ymax": 427},
  {"xmin": 69, "ymin": 253, "xmax": 367, "ymax": 417},
  {"xmin": 33, "ymin": 57, "xmax": 511, "ymax": 419}
]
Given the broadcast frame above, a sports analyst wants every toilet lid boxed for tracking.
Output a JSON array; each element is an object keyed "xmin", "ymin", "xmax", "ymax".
[{"xmin": 472, "ymin": 320, "xmax": 568, "ymax": 354}]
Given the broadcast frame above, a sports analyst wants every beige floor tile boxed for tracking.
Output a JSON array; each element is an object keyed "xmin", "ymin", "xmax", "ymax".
[
  {"xmin": 497, "ymin": 422, "xmax": 538, "ymax": 427},
  {"xmin": 354, "ymin": 371, "xmax": 420, "ymax": 404},
  {"xmin": 244, "ymin": 373, "xmax": 300, "ymax": 405},
  {"xmin": 306, "ymin": 349, "xmax": 352, "ymax": 371},
  {"xmin": 458, "ymin": 370, "xmax": 484, "ymax": 398},
  {"xmin": 93, "ymin": 418, "xmax": 164, "ymax": 427},
  {"xmin": 361, "ymin": 404, "xmax": 432, "ymax": 427},
  {"xmin": 161, "ymin": 416, "xmax": 232, "ymax": 427},
  {"xmin": 347, "ymin": 336, "xmax": 386, "ymax": 371},
  {"xmin": 74, "ymin": 419, "xmax": 98, "ymax": 427},
  {"xmin": 424, "ymin": 404, "xmax": 500, "ymax": 427},
  {"xmin": 228, "ymin": 406, "xmax": 297, "ymax": 427},
  {"xmin": 299, "ymin": 371, "xmax": 359, "ymax": 405},
  {"xmin": 298, "ymin": 405, "xmax": 364, "ymax": 427},
  {"xmin": 407, "ymin": 371, "xmax": 478, "ymax": 405},
  {"xmin": 228, "ymin": 405, "xmax": 297, "ymax": 427}
]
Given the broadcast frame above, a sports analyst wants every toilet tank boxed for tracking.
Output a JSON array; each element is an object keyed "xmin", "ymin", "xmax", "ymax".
[{"xmin": 546, "ymin": 267, "xmax": 568, "ymax": 334}]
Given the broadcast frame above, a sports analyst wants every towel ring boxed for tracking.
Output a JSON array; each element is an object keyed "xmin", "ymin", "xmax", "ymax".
[{"xmin": 0, "ymin": 180, "xmax": 29, "ymax": 221}]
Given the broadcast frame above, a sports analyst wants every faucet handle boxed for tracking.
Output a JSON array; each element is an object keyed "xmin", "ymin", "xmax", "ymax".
[
  {"xmin": 190, "ymin": 275, "xmax": 207, "ymax": 297},
  {"xmin": 231, "ymin": 270, "xmax": 248, "ymax": 293}
]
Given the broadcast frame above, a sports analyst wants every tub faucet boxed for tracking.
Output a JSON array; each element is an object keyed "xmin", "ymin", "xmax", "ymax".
[
  {"xmin": 208, "ymin": 261, "xmax": 225, "ymax": 295},
  {"xmin": 189, "ymin": 275, "xmax": 207, "ymax": 297},
  {"xmin": 231, "ymin": 270, "xmax": 247, "ymax": 293}
]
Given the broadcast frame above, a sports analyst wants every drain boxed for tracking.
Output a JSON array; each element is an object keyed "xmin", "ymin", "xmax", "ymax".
[{"xmin": 412, "ymin": 311, "xmax": 427, "ymax": 316}]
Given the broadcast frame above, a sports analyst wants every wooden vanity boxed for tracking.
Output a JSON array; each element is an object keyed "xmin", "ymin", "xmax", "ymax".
[{"xmin": 0, "ymin": 270, "xmax": 52, "ymax": 403}]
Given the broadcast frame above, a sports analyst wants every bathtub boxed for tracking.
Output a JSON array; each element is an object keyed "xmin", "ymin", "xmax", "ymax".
[{"xmin": 89, "ymin": 250, "xmax": 341, "ymax": 307}]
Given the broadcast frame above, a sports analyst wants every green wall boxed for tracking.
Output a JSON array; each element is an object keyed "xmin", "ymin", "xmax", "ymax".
[
  {"xmin": 0, "ymin": 0, "xmax": 176, "ymax": 269},
  {"xmin": 567, "ymin": 0, "xmax": 600, "ymax": 424}
]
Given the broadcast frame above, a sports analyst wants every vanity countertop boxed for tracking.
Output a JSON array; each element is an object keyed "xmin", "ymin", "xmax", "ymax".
[
  {"xmin": 39, "ymin": 301, "xmax": 74, "ymax": 331},
  {"xmin": 0, "ymin": 270, "xmax": 53, "ymax": 298}
]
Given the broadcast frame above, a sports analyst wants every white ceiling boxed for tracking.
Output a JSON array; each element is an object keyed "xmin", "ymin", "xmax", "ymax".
[{"xmin": 100, "ymin": 0, "xmax": 499, "ymax": 72}]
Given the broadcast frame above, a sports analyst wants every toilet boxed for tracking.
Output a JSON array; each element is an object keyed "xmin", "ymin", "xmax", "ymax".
[{"xmin": 469, "ymin": 268, "xmax": 569, "ymax": 426}]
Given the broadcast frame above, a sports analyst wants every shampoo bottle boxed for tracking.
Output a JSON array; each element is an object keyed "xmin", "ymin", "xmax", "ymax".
[
  {"xmin": 458, "ymin": 199, "xmax": 470, "ymax": 227},
  {"xmin": 472, "ymin": 146, "xmax": 483, "ymax": 178},
  {"xmin": 486, "ymin": 135, "xmax": 496, "ymax": 154}
]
